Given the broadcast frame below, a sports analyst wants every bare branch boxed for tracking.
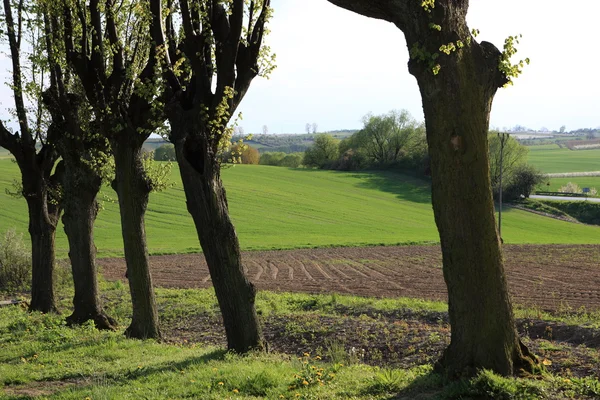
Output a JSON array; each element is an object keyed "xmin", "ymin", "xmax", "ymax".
[
  {"xmin": 149, "ymin": 0, "xmax": 182, "ymax": 92},
  {"xmin": 89, "ymin": 0, "xmax": 106, "ymax": 78},
  {"xmin": 3, "ymin": 0, "xmax": 31, "ymax": 143},
  {"xmin": 178, "ymin": 0, "xmax": 195, "ymax": 40},
  {"xmin": 106, "ymin": 0, "xmax": 125, "ymax": 89}
]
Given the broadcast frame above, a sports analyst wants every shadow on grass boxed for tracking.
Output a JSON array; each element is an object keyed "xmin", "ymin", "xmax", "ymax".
[
  {"xmin": 350, "ymin": 170, "xmax": 432, "ymax": 204},
  {"xmin": 287, "ymin": 167, "xmax": 432, "ymax": 204},
  {"xmin": 40, "ymin": 348, "xmax": 229, "ymax": 387}
]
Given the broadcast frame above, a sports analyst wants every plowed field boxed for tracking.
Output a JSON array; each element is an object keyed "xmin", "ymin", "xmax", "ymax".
[{"xmin": 99, "ymin": 244, "xmax": 600, "ymax": 312}]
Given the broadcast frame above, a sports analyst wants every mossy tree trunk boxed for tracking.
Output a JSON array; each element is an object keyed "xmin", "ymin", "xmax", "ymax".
[
  {"xmin": 112, "ymin": 135, "xmax": 161, "ymax": 339},
  {"xmin": 170, "ymin": 111, "xmax": 262, "ymax": 352},
  {"xmin": 327, "ymin": 0, "xmax": 538, "ymax": 376},
  {"xmin": 61, "ymin": 155, "xmax": 116, "ymax": 330},
  {"xmin": 23, "ymin": 164, "xmax": 61, "ymax": 313},
  {"xmin": 149, "ymin": 0, "xmax": 271, "ymax": 352}
]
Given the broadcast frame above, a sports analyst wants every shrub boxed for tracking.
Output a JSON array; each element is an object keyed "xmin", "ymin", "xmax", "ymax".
[
  {"xmin": 540, "ymin": 201, "xmax": 600, "ymax": 225},
  {"xmin": 0, "ymin": 229, "xmax": 31, "ymax": 292},
  {"xmin": 259, "ymin": 152, "xmax": 287, "ymax": 166},
  {"xmin": 279, "ymin": 153, "xmax": 303, "ymax": 168},
  {"xmin": 303, "ymin": 134, "xmax": 339, "ymax": 169},
  {"xmin": 559, "ymin": 182, "xmax": 598, "ymax": 196},
  {"xmin": 154, "ymin": 144, "xmax": 176, "ymax": 161},
  {"xmin": 502, "ymin": 165, "xmax": 547, "ymax": 201}
]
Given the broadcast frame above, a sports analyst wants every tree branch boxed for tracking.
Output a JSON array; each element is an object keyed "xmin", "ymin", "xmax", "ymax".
[
  {"xmin": 3, "ymin": 0, "xmax": 31, "ymax": 143},
  {"xmin": 326, "ymin": 0, "xmax": 400, "ymax": 23},
  {"xmin": 89, "ymin": 0, "xmax": 106, "ymax": 79},
  {"xmin": 106, "ymin": 0, "xmax": 125, "ymax": 90},
  {"xmin": 149, "ymin": 0, "xmax": 182, "ymax": 92},
  {"xmin": 178, "ymin": 0, "xmax": 195, "ymax": 40}
]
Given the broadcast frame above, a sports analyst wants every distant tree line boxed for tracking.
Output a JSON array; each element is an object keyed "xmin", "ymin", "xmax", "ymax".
[{"xmin": 302, "ymin": 110, "xmax": 429, "ymax": 175}]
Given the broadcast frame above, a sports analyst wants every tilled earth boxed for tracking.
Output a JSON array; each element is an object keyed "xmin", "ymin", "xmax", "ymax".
[
  {"xmin": 99, "ymin": 244, "xmax": 600, "ymax": 381},
  {"xmin": 99, "ymin": 244, "xmax": 600, "ymax": 312}
]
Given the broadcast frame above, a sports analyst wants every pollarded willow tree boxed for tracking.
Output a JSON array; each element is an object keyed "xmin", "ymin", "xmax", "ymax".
[
  {"xmin": 50, "ymin": 0, "xmax": 165, "ymax": 338},
  {"xmin": 326, "ymin": 0, "xmax": 537, "ymax": 376},
  {"xmin": 42, "ymin": 7, "xmax": 116, "ymax": 329},
  {"xmin": 148, "ymin": 0, "xmax": 274, "ymax": 352},
  {"xmin": 0, "ymin": 0, "xmax": 62, "ymax": 313}
]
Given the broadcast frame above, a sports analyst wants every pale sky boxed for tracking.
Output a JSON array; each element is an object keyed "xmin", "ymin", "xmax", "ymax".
[
  {"xmin": 0, "ymin": 1, "xmax": 597, "ymax": 135},
  {"xmin": 236, "ymin": 0, "xmax": 600, "ymax": 134}
]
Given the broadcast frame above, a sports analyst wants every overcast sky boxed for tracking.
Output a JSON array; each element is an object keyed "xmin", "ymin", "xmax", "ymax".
[{"xmin": 236, "ymin": 0, "xmax": 600, "ymax": 134}]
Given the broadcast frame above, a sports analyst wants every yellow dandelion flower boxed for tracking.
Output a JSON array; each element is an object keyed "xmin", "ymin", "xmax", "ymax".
[
  {"xmin": 218, "ymin": 382, "xmax": 224, "ymax": 385},
  {"xmin": 314, "ymin": 356, "xmax": 321, "ymax": 360},
  {"xmin": 302, "ymin": 380, "xmax": 309, "ymax": 385},
  {"xmin": 303, "ymin": 352, "xmax": 310, "ymax": 357},
  {"xmin": 233, "ymin": 389, "xmax": 239, "ymax": 393}
]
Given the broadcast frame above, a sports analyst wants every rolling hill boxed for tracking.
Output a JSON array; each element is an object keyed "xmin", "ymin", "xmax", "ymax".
[{"xmin": 0, "ymin": 160, "xmax": 598, "ymax": 258}]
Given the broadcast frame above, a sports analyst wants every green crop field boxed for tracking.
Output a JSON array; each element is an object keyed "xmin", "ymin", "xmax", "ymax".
[
  {"xmin": 0, "ymin": 160, "xmax": 598, "ymax": 258},
  {"xmin": 526, "ymin": 146, "xmax": 600, "ymax": 173},
  {"xmin": 0, "ymin": 147, "xmax": 10, "ymax": 159}
]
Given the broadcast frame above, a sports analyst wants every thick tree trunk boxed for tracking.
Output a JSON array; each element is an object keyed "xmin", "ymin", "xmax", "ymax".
[
  {"xmin": 112, "ymin": 138, "xmax": 161, "ymax": 339},
  {"xmin": 27, "ymin": 196, "xmax": 58, "ymax": 313},
  {"xmin": 22, "ymin": 172, "xmax": 61, "ymax": 313},
  {"xmin": 171, "ymin": 114, "xmax": 262, "ymax": 353},
  {"xmin": 408, "ymin": 34, "xmax": 537, "ymax": 376},
  {"xmin": 62, "ymin": 159, "xmax": 116, "ymax": 330}
]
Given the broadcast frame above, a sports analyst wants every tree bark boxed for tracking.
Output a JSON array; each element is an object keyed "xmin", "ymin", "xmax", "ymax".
[
  {"xmin": 325, "ymin": 0, "xmax": 538, "ymax": 376},
  {"xmin": 22, "ymin": 169, "xmax": 61, "ymax": 313},
  {"xmin": 170, "ymin": 111, "xmax": 262, "ymax": 353},
  {"xmin": 112, "ymin": 137, "xmax": 161, "ymax": 339},
  {"xmin": 27, "ymin": 196, "xmax": 58, "ymax": 313},
  {"xmin": 407, "ymin": 16, "xmax": 537, "ymax": 377},
  {"xmin": 62, "ymin": 157, "xmax": 116, "ymax": 330}
]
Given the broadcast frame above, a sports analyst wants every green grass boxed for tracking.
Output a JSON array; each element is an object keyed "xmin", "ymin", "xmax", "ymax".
[
  {"xmin": 1, "ymin": 160, "xmax": 598, "ymax": 258},
  {"xmin": 527, "ymin": 146, "xmax": 600, "ymax": 173},
  {"xmin": 0, "ymin": 147, "xmax": 11, "ymax": 159},
  {"xmin": 2, "ymin": 286, "xmax": 600, "ymax": 399},
  {"xmin": 541, "ymin": 177, "xmax": 600, "ymax": 192}
]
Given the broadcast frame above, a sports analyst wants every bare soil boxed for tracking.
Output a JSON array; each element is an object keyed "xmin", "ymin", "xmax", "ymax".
[{"xmin": 99, "ymin": 244, "xmax": 600, "ymax": 312}]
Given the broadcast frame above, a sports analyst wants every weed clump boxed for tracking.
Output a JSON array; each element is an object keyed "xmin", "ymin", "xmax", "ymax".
[{"xmin": 0, "ymin": 229, "xmax": 31, "ymax": 292}]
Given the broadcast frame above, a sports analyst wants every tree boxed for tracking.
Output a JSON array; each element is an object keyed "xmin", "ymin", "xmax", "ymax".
[
  {"xmin": 488, "ymin": 132, "xmax": 528, "ymax": 195},
  {"xmin": 53, "ymin": 0, "xmax": 164, "ymax": 338},
  {"xmin": 149, "ymin": 0, "xmax": 274, "ymax": 352},
  {"xmin": 305, "ymin": 123, "xmax": 311, "ymax": 134},
  {"xmin": 228, "ymin": 144, "xmax": 260, "ymax": 165},
  {"xmin": 503, "ymin": 165, "xmax": 546, "ymax": 201},
  {"xmin": 154, "ymin": 144, "xmax": 177, "ymax": 161},
  {"xmin": 263, "ymin": 125, "xmax": 269, "ymax": 135},
  {"xmin": 352, "ymin": 110, "xmax": 422, "ymax": 165},
  {"xmin": 0, "ymin": 0, "xmax": 63, "ymax": 313},
  {"xmin": 303, "ymin": 134, "xmax": 339, "ymax": 168},
  {"xmin": 327, "ymin": 0, "xmax": 537, "ymax": 376},
  {"xmin": 311, "ymin": 122, "xmax": 318, "ymax": 134},
  {"xmin": 43, "ymin": 16, "xmax": 116, "ymax": 329},
  {"xmin": 559, "ymin": 125, "xmax": 566, "ymax": 133}
]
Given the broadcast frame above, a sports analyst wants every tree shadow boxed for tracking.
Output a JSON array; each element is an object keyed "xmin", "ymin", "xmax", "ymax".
[
  {"xmin": 350, "ymin": 170, "xmax": 432, "ymax": 204},
  {"xmin": 52, "ymin": 348, "xmax": 228, "ymax": 385}
]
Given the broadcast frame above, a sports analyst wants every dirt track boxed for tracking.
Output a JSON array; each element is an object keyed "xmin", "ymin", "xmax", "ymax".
[{"xmin": 99, "ymin": 244, "xmax": 600, "ymax": 312}]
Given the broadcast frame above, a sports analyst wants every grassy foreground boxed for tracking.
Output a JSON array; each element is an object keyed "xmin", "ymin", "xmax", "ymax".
[
  {"xmin": 1, "ymin": 159, "xmax": 599, "ymax": 257},
  {"xmin": 2, "ymin": 280, "xmax": 600, "ymax": 399}
]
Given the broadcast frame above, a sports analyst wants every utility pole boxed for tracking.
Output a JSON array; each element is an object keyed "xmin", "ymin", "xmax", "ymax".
[{"xmin": 497, "ymin": 132, "xmax": 509, "ymax": 241}]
